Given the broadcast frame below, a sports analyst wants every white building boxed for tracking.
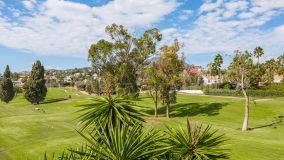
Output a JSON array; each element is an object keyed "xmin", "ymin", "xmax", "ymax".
[
  {"xmin": 63, "ymin": 76, "xmax": 72, "ymax": 83},
  {"xmin": 202, "ymin": 75, "xmax": 221, "ymax": 86}
]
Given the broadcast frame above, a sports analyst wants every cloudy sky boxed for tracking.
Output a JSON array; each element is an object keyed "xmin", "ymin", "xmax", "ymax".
[{"xmin": 0, "ymin": 0, "xmax": 283, "ymax": 72}]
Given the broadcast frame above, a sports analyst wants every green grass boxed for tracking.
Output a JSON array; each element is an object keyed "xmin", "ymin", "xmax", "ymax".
[{"xmin": 0, "ymin": 88, "xmax": 284, "ymax": 159}]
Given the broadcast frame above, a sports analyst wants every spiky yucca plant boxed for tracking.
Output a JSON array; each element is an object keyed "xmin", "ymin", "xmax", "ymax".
[
  {"xmin": 165, "ymin": 120, "xmax": 229, "ymax": 160},
  {"xmin": 78, "ymin": 96, "xmax": 145, "ymax": 131},
  {"xmin": 51, "ymin": 123, "xmax": 169, "ymax": 160}
]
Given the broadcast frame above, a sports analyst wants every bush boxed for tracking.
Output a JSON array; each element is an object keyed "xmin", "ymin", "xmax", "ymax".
[
  {"xmin": 184, "ymin": 85, "xmax": 204, "ymax": 90},
  {"xmin": 203, "ymin": 88, "xmax": 284, "ymax": 97},
  {"xmin": 203, "ymin": 89, "xmax": 242, "ymax": 96},
  {"xmin": 260, "ymin": 83, "xmax": 284, "ymax": 92},
  {"xmin": 219, "ymin": 82, "xmax": 236, "ymax": 89}
]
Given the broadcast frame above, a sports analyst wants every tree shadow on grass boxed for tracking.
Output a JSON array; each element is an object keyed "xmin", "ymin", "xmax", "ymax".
[
  {"xmin": 146, "ymin": 102, "xmax": 228, "ymax": 117},
  {"xmin": 249, "ymin": 116, "xmax": 284, "ymax": 130},
  {"xmin": 41, "ymin": 98, "xmax": 68, "ymax": 104}
]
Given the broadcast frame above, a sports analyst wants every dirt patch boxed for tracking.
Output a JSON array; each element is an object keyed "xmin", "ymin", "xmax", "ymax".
[
  {"xmin": 146, "ymin": 117, "xmax": 159, "ymax": 125},
  {"xmin": 58, "ymin": 99, "xmax": 73, "ymax": 103},
  {"xmin": 79, "ymin": 91, "xmax": 96, "ymax": 96}
]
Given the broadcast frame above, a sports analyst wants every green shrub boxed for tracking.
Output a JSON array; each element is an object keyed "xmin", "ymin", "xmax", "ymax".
[
  {"xmin": 260, "ymin": 83, "xmax": 284, "ymax": 92},
  {"xmin": 185, "ymin": 85, "xmax": 204, "ymax": 90},
  {"xmin": 203, "ymin": 89, "xmax": 284, "ymax": 97},
  {"xmin": 219, "ymin": 82, "xmax": 236, "ymax": 89}
]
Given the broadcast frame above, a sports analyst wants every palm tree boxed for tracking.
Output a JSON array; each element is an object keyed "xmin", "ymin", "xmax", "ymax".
[
  {"xmin": 253, "ymin": 46, "xmax": 264, "ymax": 65},
  {"xmin": 78, "ymin": 96, "xmax": 145, "ymax": 131},
  {"xmin": 214, "ymin": 54, "xmax": 223, "ymax": 79},
  {"xmin": 165, "ymin": 120, "xmax": 229, "ymax": 160},
  {"xmin": 56, "ymin": 123, "xmax": 169, "ymax": 160},
  {"xmin": 264, "ymin": 58, "xmax": 277, "ymax": 84}
]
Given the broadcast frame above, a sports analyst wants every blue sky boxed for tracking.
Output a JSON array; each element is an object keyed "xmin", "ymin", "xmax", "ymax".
[{"xmin": 0, "ymin": 0, "xmax": 283, "ymax": 72}]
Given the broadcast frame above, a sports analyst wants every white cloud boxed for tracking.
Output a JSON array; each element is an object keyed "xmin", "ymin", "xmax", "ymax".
[
  {"xmin": 179, "ymin": 9, "xmax": 193, "ymax": 20},
  {"xmin": 22, "ymin": 0, "xmax": 37, "ymax": 10},
  {"xmin": 162, "ymin": 0, "xmax": 284, "ymax": 59},
  {"xmin": 0, "ymin": 0, "xmax": 179, "ymax": 57},
  {"xmin": 238, "ymin": 12, "xmax": 255, "ymax": 19},
  {"xmin": 0, "ymin": 0, "xmax": 283, "ymax": 60},
  {"xmin": 250, "ymin": 0, "xmax": 284, "ymax": 15},
  {"xmin": 199, "ymin": 0, "xmax": 223, "ymax": 14},
  {"xmin": 224, "ymin": 0, "xmax": 248, "ymax": 11}
]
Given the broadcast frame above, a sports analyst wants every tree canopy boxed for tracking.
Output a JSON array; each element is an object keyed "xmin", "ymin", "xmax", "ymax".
[
  {"xmin": 88, "ymin": 24, "xmax": 162, "ymax": 97},
  {"xmin": 23, "ymin": 60, "xmax": 47, "ymax": 104},
  {"xmin": 0, "ymin": 65, "xmax": 15, "ymax": 103},
  {"xmin": 155, "ymin": 39, "xmax": 184, "ymax": 118}
]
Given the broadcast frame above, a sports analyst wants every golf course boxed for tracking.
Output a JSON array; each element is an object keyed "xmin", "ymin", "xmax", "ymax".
[{"xmin": 0, "ymin": 88, "xmax": 283, "ymax": 160}]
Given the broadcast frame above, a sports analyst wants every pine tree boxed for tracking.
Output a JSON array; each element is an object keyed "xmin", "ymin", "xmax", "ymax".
[
  {"xmin": 23, "ymin": 60, "xmax": 47, "ymax": 104},
  {"xmin": 0, "ymin": 65, "xmax": 15, "ymax": 103}
]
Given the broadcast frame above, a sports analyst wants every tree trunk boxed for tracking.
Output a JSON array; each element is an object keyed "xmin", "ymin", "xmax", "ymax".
[
  {"xmin": 166, "ymin": 102, "xmax": 170, "ymax": 118},
  {"xmin": 257, "ymin": 57, "xmax": 260, "ymax": 69},
  {"xmin": 165, "ymin": 89, "xmax": 170, "ymax": 118},
  {"xmin": 241, "ymin": 73, "xmax": 249, "ymax": 131},
  {"xmin": 242, "ymin": 89, "xmax": 249, "ymax": 131},
  {"xmin": 154, "ymin": 89, "xmax": 158, "ymax": 117}
]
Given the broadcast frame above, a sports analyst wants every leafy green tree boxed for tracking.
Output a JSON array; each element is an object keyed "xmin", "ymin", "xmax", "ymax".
[
  {"xmin": 23, "ymin": 60, "xmax": 47, "ymax": 104},
  {"xmin": 166, "ymin": 120, "xmax": 229, "ymax": 159},
  {"xmin": 78, "ymin": 97, "xmax": 145, "ymax": 131},
  {"xmin": 145, "ymin": 62, "xmax": 162, "ymax": 117},
  {"xmin": 0, "ymin": 65, "xmax": 15, "ymax": 103},
  {"xmin": 227, "ymin": 50, "xmax": 254, "ymax": 131},
  {"xmin": 253, "ymin": 46, "xmax": 264, "ymax": 65},
  {"xmin": 88, "ymin": 24, "xmax": 162, "ymax": 98},
  {"xmin": 156, "ymin": 39, "xmax": 184, "ymax": 118}
]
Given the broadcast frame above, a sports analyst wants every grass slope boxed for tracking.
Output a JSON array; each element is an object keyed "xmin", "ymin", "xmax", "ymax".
[{"xmin": 0, "ymin": 88, "xmax": 284, "ymax": 159}]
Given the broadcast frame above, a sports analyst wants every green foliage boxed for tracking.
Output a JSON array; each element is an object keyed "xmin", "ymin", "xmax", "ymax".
[
  {"xmin": 88, "ymin": 24, "xmax": 162, "ymax": 97},
  {"xmin": 1, "ymin": 88, "xmax": 283, "ymax": 159},
  {"xmin": 23, "ymin": 60, "xmax": 47, "ymax": 104},
  {"xmin": 166, "ymin": 120, "xmax": 229, "ymax": 160},
  {"xmin": 13, "ymin": 85, "xmax": 23, "ymax": 97},
  {"xmin": 262, "ymin": 83, "xmax": 284, "ymax": 91},
  {"xmin": 227, "ymin": 50, "xmax": 254, "ymax": 89},
  {"xmin": 277, "ymin": 53, "xmax": 284, "ymax": 76},
  {"xmin": 204, "ymin": 89, "xmax": 284, "ymax": 97},
  {"xmin": 54, "ymin": 123, "xmax": 169, "ymax": 160},
  {"xmin": 213, "ymin": 54, "xmax": 223, "ymax": 76},
  {"xmin": 218, "ymin": 81, "xmax": 236, "ymax": 89},
  {"xmin": 156, "ymin": 39, "xmax": 184, "ymax": 118},
  {"xmin": 0, "ymin": 65, "xmax": 15, "ymax": 103},
  {"xmin": 145, "ymin": 63, "xmax": 163, "ymax": 117},
  {"xmin": 78, "ymin": 97, "xmax": 145, "ymax": 131},
  {"xmin": 263, "ymin": 58, "xmax": 277, "ymax": 84},
  {"xmin": 253, "ymin": 46, "xmax": 264, "ymax": 64}
]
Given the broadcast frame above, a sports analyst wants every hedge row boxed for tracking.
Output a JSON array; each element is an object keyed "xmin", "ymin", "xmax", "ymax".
[{"xmin": 203, "ymin": 89, "xmax": 284, "ymax": 97}]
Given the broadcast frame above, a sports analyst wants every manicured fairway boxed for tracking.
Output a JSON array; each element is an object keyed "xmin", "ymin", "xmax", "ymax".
[{"xmin": 0, "ymin": 88, "xmax": 283, "ymax": 160}]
